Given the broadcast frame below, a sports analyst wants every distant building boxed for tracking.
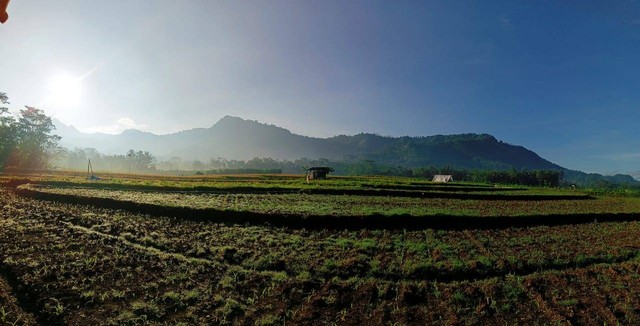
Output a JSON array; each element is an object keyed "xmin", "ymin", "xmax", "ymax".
[
  {"xmin": 306, "ymin": 167, "xmax": 334, "ymax": 182},
  {"xmin": 432, "ymin": 174, "xmax": 453, "ymax": 183}
]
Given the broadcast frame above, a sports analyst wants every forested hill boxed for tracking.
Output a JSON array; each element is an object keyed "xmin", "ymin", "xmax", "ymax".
[
  {"xmin": 55, "ymin": 116, "xmax": 562, "ymax": 171},
  {"xmin": 328, "ymin": 133, "xmax": 562, "ymax": 171}
]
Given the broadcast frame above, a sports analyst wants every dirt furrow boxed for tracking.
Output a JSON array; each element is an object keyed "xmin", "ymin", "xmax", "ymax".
[
  {"xmin": 0, "ymin": 266, "xmax": 51, "ymax": 326},
  {"xmin": 14, "ymin": 186, "xmax": 640, "ymax": 230},
  {"xmin": 59, "ymin": 220, "xmax": 640, "ymax": 287},
  {"xmin": 61, "ymin": 222, "xmax": 213, "ymax": 266}
]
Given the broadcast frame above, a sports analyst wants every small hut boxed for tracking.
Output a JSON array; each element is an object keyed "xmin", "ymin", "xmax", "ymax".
[
  {"xmin": 432, "ymin": 174, "xmax": 453, "ymax": 183},
  {"xmin": 306, "ymin": 167, "xmax": 334, "ymax": 182}
]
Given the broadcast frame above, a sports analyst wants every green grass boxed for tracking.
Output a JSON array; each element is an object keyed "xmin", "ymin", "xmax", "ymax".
[
  {"xmin": 1, "ymin": 172, "xmax": 577, "ymax": 195},
  {"xmin": 22, "ymin": 184, "xmax": 640, "ymax": 217}
]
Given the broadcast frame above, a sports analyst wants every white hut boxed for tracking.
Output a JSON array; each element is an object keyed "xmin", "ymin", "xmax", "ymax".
[{"xmin": 432, "ymin": 175, "xmax": 453, "ymax": 183}]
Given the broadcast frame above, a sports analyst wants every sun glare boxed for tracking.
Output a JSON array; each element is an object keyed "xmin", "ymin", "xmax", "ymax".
[{"xmin": 47, "ymin": 73, "xmax": 83, "ymax": 107}]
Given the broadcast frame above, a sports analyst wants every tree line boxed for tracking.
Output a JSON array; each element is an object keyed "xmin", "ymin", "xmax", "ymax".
[
  {"xmin": 151, "ymin": 156, "xmax": 562, "ymax": 187},
  {"xmin": 56, "ymin": 148, "xmax": 157, "ymax": 174},
  {"xmin": 1, "ymin": 92, "xmax": 157, "ymax": 174},
  {"xmin": 0, "ymin": 92, "xmax": 61, "ymax": 170}
]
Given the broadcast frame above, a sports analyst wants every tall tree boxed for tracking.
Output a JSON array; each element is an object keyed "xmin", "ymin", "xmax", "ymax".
[
  {"xmin": 13, "ymin": 106, "xmax": 61, "ymax": 169},
  {"xmin": 0, "ymin": 92, "xmax": 17, "ymax": 169},
  {"xmin": 126, "ymin": 149, "xmax": 156, "ymax": 172}
]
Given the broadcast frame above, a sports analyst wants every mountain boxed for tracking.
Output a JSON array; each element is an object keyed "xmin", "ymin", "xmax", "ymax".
[
  {"xmin": 52, "ymin": 116, "xmax": 640, "ymax": 186},
  {"xmin": 54, "ymin": 116, "xmax": 345, "ymax": 161},
  {"xmin": 53, "ymin": 116, "xmax": 562, "ymax": 171},
  {"xmin": 329, "ymin": 133, "xmax": 564, "ymax": 171}
]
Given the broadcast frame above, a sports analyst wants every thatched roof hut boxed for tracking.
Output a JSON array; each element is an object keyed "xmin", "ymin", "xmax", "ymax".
[{"xmin": 306, "ymin": 167, "xmax": 334, "ymax": 181}]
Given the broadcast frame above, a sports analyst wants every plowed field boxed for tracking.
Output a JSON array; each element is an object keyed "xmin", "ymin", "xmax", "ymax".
[{"xmin": 1, "ymin": 173, "xmax": 640, "ymax": 324}]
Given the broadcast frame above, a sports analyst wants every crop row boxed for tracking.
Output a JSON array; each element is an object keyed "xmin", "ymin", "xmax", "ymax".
[
  {"xmin": 24, "ymin": 184, "xmax": 639, "ymax": 217},
  {"xmin": 2, "ymin": 173, "xmax": 569, "ymax": 195},
  {"xmin": 46, "ymin": 197, "xmax": 640, "ymax": 282},
  {"xmin": 3, "ymin": 173, "xmax": 420, "ymax": 191}
]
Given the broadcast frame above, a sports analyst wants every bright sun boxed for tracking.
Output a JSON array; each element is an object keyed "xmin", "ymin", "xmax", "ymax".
[{"xmin": 47, "ymin": 73, "xmax": 83, "ymax": 107}]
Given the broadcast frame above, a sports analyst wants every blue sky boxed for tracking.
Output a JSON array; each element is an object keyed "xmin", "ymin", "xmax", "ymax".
[{"xmin": 1, "ymin": 1, "xmax": 639, "ymax": 174}]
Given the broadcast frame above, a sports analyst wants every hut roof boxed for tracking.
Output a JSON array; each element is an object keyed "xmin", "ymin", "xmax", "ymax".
[
  {"xmin": 307, "ymin": 166, "xmax": 334, "ymax": 172},
  {"xmin": 432, "ymin": 174, "xmax": 453, "ymax": 183}
]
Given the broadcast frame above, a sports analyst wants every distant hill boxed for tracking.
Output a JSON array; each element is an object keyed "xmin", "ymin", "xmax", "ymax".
[
  {"xmin": 54, "ymin": 116, "xmax": 561, "ymax": 170},
  {"xmin": 53, "ymin": 116, "xmax": 637, "ymax": 185}
]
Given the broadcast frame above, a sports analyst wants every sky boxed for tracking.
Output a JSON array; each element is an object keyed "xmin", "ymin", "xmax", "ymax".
[{"xmin": 1, "ymin": 0, "xmax": 639, "ymax": 174}]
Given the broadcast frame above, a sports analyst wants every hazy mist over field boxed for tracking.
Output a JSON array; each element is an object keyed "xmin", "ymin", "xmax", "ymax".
[{"xmin": 1, "ymin": 1, "xmax": 639, "ymax": 175}]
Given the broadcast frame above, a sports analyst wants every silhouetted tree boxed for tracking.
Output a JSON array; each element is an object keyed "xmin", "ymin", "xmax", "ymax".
[
  {"xmin": 0, "ymin": 93, "xmax": 61, "ymax": 169},
  {"xmin": 0, "ymin": 93, "xmax": 17, "ymax": 169},
  {"xmin": 12, "ymin": 106, "xmax": 61, "ymax": 169},
  {"xmin": 126, "ymin": 150, "xmax": 156, "ymax": 172}
]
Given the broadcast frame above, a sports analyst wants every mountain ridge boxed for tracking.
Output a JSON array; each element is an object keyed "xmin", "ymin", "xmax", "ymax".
[
  {"xmin": 48, "ymin": 116, "xmax": 571, "ymax": 170},
  {"xmin": 53, "ymin": 116, "xmax": 637, "ymax": 184}
]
